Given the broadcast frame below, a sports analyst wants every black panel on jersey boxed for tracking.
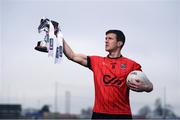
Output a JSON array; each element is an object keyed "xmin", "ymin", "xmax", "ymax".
[{"xmin": 87, "ymin": 56, "xmax": 91, "ymax": 69}]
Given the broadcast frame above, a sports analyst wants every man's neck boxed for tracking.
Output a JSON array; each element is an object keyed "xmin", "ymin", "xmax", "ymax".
[{"xmin": 108, "ymin": 51, "xmax": 122, "ymax": 58}]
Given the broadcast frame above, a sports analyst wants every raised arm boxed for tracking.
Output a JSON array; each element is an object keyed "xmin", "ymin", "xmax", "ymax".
[{"xmin": 63, "ymin": 39, "xmax": 88, "ymax": 67}]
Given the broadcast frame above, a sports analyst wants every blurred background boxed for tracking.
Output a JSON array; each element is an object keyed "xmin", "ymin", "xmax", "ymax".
[{"xmin": 0, "ymin": 0, "xmax": 180, "ymax": 119}]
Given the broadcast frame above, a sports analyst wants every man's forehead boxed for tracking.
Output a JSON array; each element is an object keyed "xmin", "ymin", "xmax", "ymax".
[{"xmin": 106, "ymin": 33, "xmax": 116, "ymax": 37}]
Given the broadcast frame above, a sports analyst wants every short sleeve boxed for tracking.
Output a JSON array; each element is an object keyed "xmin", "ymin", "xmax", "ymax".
[
  {"xmin": 133, "ymin": 62, "xmax": 142, "ymax": 71},
  {"xmin": 87, "ymin": 56, "xmax": 102, "ymax": 71}
]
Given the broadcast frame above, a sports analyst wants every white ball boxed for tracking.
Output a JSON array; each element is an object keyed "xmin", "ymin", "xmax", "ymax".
[{"xmin": 126, "ymin": 70, "xmax": 150, "ymax": 90}]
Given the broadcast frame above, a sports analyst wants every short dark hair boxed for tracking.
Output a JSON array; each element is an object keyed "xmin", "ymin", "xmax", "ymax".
[{"xmin": 106, "ymin": 30, "xmax": 126, "ymax": 47}]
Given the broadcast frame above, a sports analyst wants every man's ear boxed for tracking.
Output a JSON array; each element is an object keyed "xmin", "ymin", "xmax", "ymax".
[{"xmin": 118, "ymin": 41, "xmax": 123, "ymax": 47}]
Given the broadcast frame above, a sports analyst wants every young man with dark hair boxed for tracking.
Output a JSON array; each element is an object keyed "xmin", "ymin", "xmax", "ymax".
[{"xmin": 63, "ymin": 29, "xmax": 153, "ymax": 119}]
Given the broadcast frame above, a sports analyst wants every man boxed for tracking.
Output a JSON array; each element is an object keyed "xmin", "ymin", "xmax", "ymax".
[{"xmin": 63, "ymin": 30, "xmax": 153, "ymax": 119}]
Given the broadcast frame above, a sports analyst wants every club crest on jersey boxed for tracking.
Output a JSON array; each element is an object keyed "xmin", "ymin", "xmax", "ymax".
[{"xmin": 120, "ymin": 64, "xmax": 126, "ymax": 69}]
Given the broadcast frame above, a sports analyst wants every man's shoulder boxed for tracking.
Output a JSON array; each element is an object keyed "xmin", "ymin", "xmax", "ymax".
[{"xmin": 122, "ymin": 56, "xmax": 142, "ymax": 70}]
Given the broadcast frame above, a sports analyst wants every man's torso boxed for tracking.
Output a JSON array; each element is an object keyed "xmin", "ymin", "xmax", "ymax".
[{"xmin": 88, "ymin": 56, "xmax": 141, "ymax": 115}]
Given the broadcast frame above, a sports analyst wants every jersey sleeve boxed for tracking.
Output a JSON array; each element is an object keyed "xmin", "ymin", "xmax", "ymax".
[
  {"xmin": 87, "ymin": 56, "xmax": 100, "ymax": 71},
  {"xmin": 133, "ymin": 62, "xmax": 142, "ymax": 71}
]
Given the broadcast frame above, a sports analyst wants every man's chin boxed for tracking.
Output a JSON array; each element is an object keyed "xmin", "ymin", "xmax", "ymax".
[{"xmin": 105, "ymin": 49, "xmax": 110, "ymax": 52}]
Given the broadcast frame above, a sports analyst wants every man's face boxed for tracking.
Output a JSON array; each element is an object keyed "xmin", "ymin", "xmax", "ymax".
[{"xmin": 105, "ymin": 33, "xmax": 121, "ymax": 52}]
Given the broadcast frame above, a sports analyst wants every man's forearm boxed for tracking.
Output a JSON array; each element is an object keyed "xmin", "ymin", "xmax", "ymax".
[
  {"xmin": 63, "ymin": 39, "xmax": 75, "ymax": 60},
  {"xmin": 62, "ymin": 39, "xmax": 88, "ymax": 67}
]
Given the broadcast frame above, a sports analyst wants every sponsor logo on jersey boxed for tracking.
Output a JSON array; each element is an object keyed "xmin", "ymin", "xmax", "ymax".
[{"xmin": 103, "ymin": 74, "xmax": 122, "ymax": 86}]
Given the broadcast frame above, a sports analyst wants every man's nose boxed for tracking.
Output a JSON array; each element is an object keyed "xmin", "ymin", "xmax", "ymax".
[{"xmin": 105, "ymin": 38, "xmax": 108, "ymax": 43}]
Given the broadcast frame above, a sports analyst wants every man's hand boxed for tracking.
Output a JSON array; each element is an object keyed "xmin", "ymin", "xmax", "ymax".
[{"xmin": 127, "ymin": 79, "xmax": 153, "ymax": 92}]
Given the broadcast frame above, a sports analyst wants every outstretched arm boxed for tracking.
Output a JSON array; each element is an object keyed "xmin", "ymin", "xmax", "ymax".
[{"xmin": 63, "ymin": 39, "xmax": 88, "ymax": 67}]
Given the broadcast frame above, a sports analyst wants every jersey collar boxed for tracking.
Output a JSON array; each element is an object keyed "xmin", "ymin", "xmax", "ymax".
[{"xmin": 107, "ymin": 54, "xmax": 123, "ymax": 59}]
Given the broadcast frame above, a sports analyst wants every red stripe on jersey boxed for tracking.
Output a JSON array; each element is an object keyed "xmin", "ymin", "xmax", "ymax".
[{"xmin": 89, "ymin": 56, "xmax": 141, "ymax": 115}]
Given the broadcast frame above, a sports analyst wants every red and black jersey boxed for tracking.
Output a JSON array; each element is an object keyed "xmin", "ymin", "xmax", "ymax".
[{"xmin": 87, "ymin": 55, "xmax": 141, "ymax": 115}]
